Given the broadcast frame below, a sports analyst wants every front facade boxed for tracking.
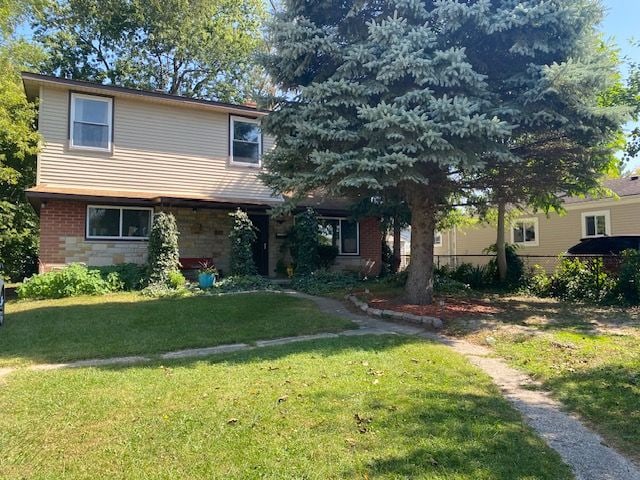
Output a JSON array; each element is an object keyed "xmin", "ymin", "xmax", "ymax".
[
  {"xmin": 434, "ymin": 177, "xmax": 640, "ymax": 270},
  {"xmin": 23, "ymin": 73, "xmax": 382, "ymax": 277}
]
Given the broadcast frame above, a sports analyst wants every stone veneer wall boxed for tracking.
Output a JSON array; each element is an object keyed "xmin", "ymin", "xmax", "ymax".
[
  {"xmin": 158, "ymin": 206, "xmax": 233, "ymax": 274},
  {"xmin": 39, "ymin": 200, "xmax": 148, "ymax": 272},
  {"xmin": 38, "ymin": 200, "xmax": 382, "ymax": 277}
]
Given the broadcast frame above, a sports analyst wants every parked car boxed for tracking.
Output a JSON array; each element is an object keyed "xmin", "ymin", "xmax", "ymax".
[{"xmin": 567, "ymin": 235, "xmax": 640, "ymax": 255}]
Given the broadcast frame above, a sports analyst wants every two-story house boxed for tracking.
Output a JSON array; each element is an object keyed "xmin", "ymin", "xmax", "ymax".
[{"xmin": 22, "ymin": 73, "xmax": 382, "ymax": 277}]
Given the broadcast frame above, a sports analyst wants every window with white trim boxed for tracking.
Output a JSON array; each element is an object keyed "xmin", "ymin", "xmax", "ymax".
[
  {"xmin": 86, "ymin": 206, "xmax": 152, "ymax": 240},
  {"xmin": 318, "ymin": 218, "xmax": 359, "ymax": 255},
  {"xmin": 511, "ymin": 218, "xmax": 539, "ymax": 246},
  {"xmin": 581, "ymin": 210, "xmax": 610, "ymax": 238},
  {"xmin": 434, "ymin": 231, "xmax": 442, "ymax": 247},
  {"xmin": 230, "ymin": 115, "xmax": 261, "ymax": 166},
  {"xmin": 70, "ymin": 93, "xmax": 113, "ymax": 151}
]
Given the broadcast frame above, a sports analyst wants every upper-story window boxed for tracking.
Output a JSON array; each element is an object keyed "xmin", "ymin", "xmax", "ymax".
[
  {"xmin": 582, "ymin": 210, "xmax": 610, "ymax": 238},
  {"xmin": 70, "ymin": 93, "xmax": 113, "ymax": 151},
  {"xmin": 230, "ymin": 115, "xmax": 261, "ymax": 167},
  {"xmin": 86, "ymin": 205, "xmax": 152, "ymax": 240},
  {"xmin": 511, "ymin": 217, "xmax": 539, "ymax": 247}
]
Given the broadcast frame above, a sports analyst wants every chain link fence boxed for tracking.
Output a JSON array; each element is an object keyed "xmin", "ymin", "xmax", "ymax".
[{"xmin": 398, "ymin": 254, "xmax": 623, "ymax": 274}]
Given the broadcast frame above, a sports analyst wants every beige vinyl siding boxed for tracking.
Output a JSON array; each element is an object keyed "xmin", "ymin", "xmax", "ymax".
[
  {"xmin": 453, "ymin": 200, "xmax": 640, "ymax": 257},
  {"xmin": 38, "ymin": 85, "xmax": 278, "ymax": 202}
]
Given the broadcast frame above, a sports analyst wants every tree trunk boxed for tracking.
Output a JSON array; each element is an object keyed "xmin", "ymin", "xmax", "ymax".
[
  {"xmin": 392, "ymin": 218, "xmax": 402, "ymax": 274},
  {"xmin": 496, "ymin": 200, "xmax": 508, "ymax": 283},
  {"xmin": 406, "ymin": 187, "xmax": 436, "ymax": 305}
]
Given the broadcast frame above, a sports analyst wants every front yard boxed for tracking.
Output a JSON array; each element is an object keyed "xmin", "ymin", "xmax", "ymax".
[
  {"xmin": 445, "ymin": 295, "xmax": 640, "ymax": 462},
  {"xmin": 0, "ymin": 335, "xmax": 571, "ymax": 479},
  {"xmin": 0, "ymin": 292, "xmax": 355, "ymax": 367}
]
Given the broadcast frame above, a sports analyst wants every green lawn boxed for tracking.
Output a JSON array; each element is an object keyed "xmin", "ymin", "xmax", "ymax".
[
  {"xmin": 0, "ymin": 292, "xmax": 355, "ymax": 367},
  {"xmin": 448, "ymin": 295, "xmax": 640, "ymax": 462},
  {"xmin": 0, "ymin": 335, "xmax": 571, "ymax": 479},
  {"xmin": 490, "ymin": 329, "xmax": 640, "ymax": 462}
]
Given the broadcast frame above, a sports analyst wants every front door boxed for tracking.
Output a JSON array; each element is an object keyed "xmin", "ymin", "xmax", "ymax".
[{"xmin": 249, "ymin": 214, "xmax": 269, "ymax": 276}]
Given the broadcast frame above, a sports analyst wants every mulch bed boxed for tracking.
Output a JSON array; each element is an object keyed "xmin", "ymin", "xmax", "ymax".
[{"xmin": 363, "ymin": 295, "xmax": 502, "ymax": 320}]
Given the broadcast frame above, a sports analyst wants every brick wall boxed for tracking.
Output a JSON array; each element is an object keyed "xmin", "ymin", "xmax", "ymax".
[
  {"xmin": 359, "ymin": 216, "xmax": 382, "ymax": 276},
  {"xmin": 38, "ymin": 200, "xmax": 148, "ymax": 272},
  {"xmin": 39, "ymin": 200, "xmax": 85, "ymax": 269}
]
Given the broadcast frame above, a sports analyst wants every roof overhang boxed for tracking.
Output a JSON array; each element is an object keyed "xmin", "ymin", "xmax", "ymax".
[
  {"xmin": 21, "ymin": 72, "xmax": 269, "ymax": 117},
  {"xmin": 26, "ymin": 186, "xmax": 280, "ymax": 213}
]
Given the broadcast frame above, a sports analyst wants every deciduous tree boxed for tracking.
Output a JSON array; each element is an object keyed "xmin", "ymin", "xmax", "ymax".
[{"xmin": 33, "ymin": 0, "xmax": 266, "ymax": 102}]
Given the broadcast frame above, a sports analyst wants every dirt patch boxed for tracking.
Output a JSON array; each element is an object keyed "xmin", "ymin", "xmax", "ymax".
[{"xmin": 362, "ymin": 294, "xmax": 502, "ymax": 320}]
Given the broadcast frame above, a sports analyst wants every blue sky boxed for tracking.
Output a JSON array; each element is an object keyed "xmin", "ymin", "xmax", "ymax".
[{"xmin": 601, "ymin": 0, "xmax": 640, "ymax": 172}]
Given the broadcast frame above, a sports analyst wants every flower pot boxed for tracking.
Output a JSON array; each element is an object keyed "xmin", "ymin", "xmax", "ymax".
[{"xmin": 198, "ymin": 273, "xmax": 216, "ymax": 289}]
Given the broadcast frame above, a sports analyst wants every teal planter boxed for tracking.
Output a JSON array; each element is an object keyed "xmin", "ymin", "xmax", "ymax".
[{"xmin": 198, "ymin": 273, "xmax": 216, "ymax": 289}]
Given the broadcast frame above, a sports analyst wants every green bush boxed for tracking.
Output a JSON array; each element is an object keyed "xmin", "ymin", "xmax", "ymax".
[
  {"xmin": 526, "ymin": 265, "xmax": 552, "ymax": 297},
  {"xmin": 17, "ymin": 264, "xmax": 119, "ymax": 299},
  {"xmin": 229, "ymin": 209, "xmax": 257, "ymax": 276},
  {"xmin": 168, "ymin": 270, "xmax": 186, "ymax": 289},
  {"xmin": 213, "ymin": 275, "xmax": 274, "ymax": 293},
  {"xmin": 291, "ymin": 271, "xmax": 360, "ymax": 295},
  {"xmin": 292, "ymin": 208, "xmax": 319, "ymax": 276},
  {"xmin": 527, "ymin": 257, "xmax": 617, "ymax": 304},
  {"xmin": 95, "ymin": 263, "xmax": 146, "ymax": 291},
  {"xmin": 485, "ymin": 243, "xmax": 525, "ymax": 288},
  {"xmin": 434, "ymin": 274, "xmax": 470, "ymax": 294},
  {"xmin": 317, "ymin": 244, "xmax": 339, "ymax": 269},
  {"xmin": 147, "ymin": 212, "xmax": 180, "ymax": 286},
  {"xmin": 445, "ymin": 263, "xmax": 491, "ymax": 289},
  {"xmin": 618, "ymin": 249, "xmax": 640, "ymax": 304}
]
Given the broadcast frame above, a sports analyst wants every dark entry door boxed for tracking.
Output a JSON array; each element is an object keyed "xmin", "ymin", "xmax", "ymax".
[{"xmin": 249, "ymin": 214, "xmax": 269, "ymax": 276}]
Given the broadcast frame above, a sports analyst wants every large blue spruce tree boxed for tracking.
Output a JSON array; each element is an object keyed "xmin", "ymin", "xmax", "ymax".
[{"xmin": 261, "ymin": 0, "xmax": 627, "ymax": 304}]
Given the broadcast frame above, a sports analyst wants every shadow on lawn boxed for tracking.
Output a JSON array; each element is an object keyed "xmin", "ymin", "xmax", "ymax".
[
  {"xmin": 89, "ymin": 335, "xmax": 570, "ymax": 479},
  {"xmin": 446, "ymin": 295, "xmax": 640, "ymax": 335},
  {"xmin": 0, "ymin": 293, "xmax": 356, "ymax": 365},
  {"xmin": 541, "ymin": 363, "xmax": 640, "ymax": 462}
]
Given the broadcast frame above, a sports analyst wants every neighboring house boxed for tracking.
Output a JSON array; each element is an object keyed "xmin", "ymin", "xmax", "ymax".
[
  {"xmin": 22, "ymin": 73, "xmax": 382, "ymax": 277},
  {"xmin": 434, "ymin": 177, "xmax": 640, "ymax": 269}
]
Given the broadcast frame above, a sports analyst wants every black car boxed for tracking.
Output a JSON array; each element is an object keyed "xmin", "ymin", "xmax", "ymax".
[{"xmin": 567, "ymin": 235, "xmax": 640, "ymax": 255}]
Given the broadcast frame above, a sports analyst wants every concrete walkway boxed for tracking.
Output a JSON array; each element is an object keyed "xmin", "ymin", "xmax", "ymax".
[
  {"xmin": 1, "ymin": 290, "xmax": 639, "ymax": 480},
  {"xmin": 294, "ymin": 291, "xmax": 640, "ymax": 480}
]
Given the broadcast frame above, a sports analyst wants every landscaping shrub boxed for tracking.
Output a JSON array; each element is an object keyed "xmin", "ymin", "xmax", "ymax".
[
  {"xmin": 485, "ymin": 243, "xmax": 525, "ymax": 288},
  {"xmin": 618, "ymin": 249, "xmax": 640, "ymax": 304},
  {"xmin": 213, "ymin": 275, "xmax": 274, "ymax": 293},
  {"xmin": 17, "ymin": 264, "xmax": 119, "ymax": 299},
  {"xmin": 434, "ymin": 274, "xmax": 470, "ymax": 294},
  {"xmin": 317, "ymin": 244, "xmax": 339, "ymax": 269},
  {"xmin": 292, "ymin": 208, "xmax": 319, "ymax": 275},
  {"xmin": 168, "ymin": 270, "xmax": 186, "ymax": 289},
  {"xmin": 95, "ymin": 263, "xmax": 146, "ymax": 291},
  {"xmin": 528, "ymin": 257, "xmax": 617, "ymax": 304},
  {"xmin": 526, "ymin": 265, "xmax": 552, "ymax": 297},
  {"xmin": 291, "ymin": 271, "xmax": 360, "ymax": 295},
  {"xmin": 229, "ymin": 209, "xmax": 257, "ymax": 276},
  {"xmin": 446, "ymin": 263, "xmax": 491, "ymax": 289},
  {"xmin": 147, "ymin": 212, "xmax": 180, "ymax": 286}
]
